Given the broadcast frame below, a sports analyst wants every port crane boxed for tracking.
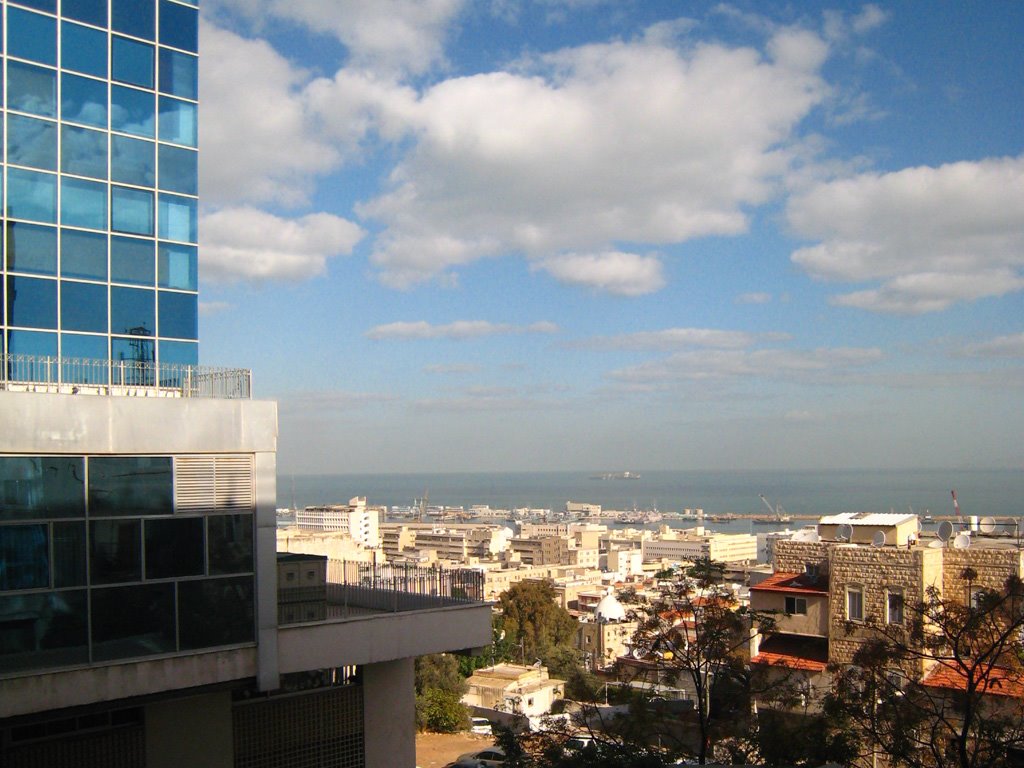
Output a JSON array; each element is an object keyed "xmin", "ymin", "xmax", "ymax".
[{"xmin": 759, "ymin": 494, "xmax": 787, "ymax": 518}]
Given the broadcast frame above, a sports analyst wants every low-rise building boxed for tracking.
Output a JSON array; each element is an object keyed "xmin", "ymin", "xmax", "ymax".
[
  {"xmin": 463, "ymin": 663, "xmax": 565, "ymax": 718},
  {"xmin": 641, "ymin": 527, "xmax": 758, "ymax": 564}
]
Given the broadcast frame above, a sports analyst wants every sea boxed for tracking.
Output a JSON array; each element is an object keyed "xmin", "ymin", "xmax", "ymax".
[{"xmin": 279, "ymin": 468, "xmax": 1024, "ymax": 535}]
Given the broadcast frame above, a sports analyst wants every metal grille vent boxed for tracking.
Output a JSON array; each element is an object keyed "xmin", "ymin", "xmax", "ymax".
[{"xmin": 175, "ymin": 455, "xmax": 254, "ymax": 513}]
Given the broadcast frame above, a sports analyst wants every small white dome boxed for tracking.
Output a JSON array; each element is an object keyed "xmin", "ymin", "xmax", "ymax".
[{"xmin": 594, "ymin": 593, "xmax": 626, "ymax": 622}]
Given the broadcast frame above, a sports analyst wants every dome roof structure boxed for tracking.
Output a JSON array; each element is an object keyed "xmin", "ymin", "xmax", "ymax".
[{"xmin": 594, "ymin": 592, "xmax": 627, "ymax": 622}]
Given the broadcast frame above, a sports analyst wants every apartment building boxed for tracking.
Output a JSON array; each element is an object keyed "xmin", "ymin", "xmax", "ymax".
[
  {"xmin": 297, "ymin": 499, "xmax": 381, "ymax": 548},
  {"xmin": 640, "ymin": 527, "xmax": 758, "ymax": 564}
]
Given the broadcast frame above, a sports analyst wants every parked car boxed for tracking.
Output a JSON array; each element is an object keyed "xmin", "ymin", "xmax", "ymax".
[
  {"xmin": 470, "ymin": 717, "xmax": 493, "ymax": 736},
  {"xmin": 452, "ymin": 746, "xmax": 505, "ymax": 767}
]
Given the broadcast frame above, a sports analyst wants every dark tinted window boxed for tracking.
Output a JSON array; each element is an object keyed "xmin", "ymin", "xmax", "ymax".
[
  {"xmin": 0, "ymin": 591, "xmax": 88, "ymax": 673},
  {"xmin": 159, "ymin": 1, "xmax": 197, "ymax": 52},
  {"xmin": 145, "ymin": 517, "xmax": 204, "ymax": 578},
  {"xmin": 112, "ymin": 0, "xmax": 154, "ymax": 40},
  {"xmin": 91, "ymin": 584, "xmax": 175, "ymax": 661},
  {"xmin": 0, "ymin": 524, "xmax": 49, "ymax": 590},
  {"xmin": 7, "ymin": 276, "xmax": 57, "ymax": 329},
  {"xmin": 158, "ymin": 290, "xmax": 196, "ymax": 339},
  {"xmin": 62, "ymin": 0, "xmax": 107, "ymax": 27},
  {"xmin": 53, "ymin": 521, "xmax": 87, "ymax": 587},
  {"xmin": 111, "ymin": 236, "xmax": 155, "ymax": 285},
  {"xmin": 62, "ymin": 21, "xmax": 107, "ymax": 77},
  {"xmin": 89, "ymin": 519, "xmax": 141, "ymax": 583},
  {"xmin": 208, "ymin": 515, "xmax": 253, "ymax": 574},
  {"xmin": 61, "ymin": 229, "xmax": 108, "ymax": 280},
  {"xmin": 61, "ymin": 281, "xmax": 108, "ymax": 332},
  {"xmin": 0, "ymin": 457, "xmax": 84, "ymax": 520},
  {"xmin": 7, "ymin": 223, "xmax": 57, "ymax": 276},
  {"xmin": 110, "ymin": 286, "xmax": 155, "ymax": 335},
  {"xmin": 179, "ymin": 577, "xmax": 255, "ymax": 649},
  {"xmin": 88, "ymin": 456, "xmax": 172, "ymax": 515}
]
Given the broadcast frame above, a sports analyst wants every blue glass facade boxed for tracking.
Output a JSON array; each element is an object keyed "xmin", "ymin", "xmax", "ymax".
[{"xmin": 2, "ymin": 0, "xmax": 199, "ymax": 369}]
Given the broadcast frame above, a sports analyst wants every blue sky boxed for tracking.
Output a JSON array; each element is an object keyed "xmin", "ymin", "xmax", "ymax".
[{"xmin": 195, "ymin": 1, "xmax": 1024, "ymax": 475}]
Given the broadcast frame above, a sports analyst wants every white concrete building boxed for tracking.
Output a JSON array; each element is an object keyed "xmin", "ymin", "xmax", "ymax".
[
  {"xmin": 641, "ymin": 527, "xmax": 758, "ymax": 564},
  {"xmin": 297, "ymin": 499, "xmax": 382, "ymax": 548}
]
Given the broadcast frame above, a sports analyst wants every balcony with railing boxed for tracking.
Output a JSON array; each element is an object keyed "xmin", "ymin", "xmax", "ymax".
[
  {"xmin": 276, "ymin": 560, "xmax": 493, "ymax": 671},
  {"xmin": 0, "ymin": 354, "xmax": 252, "ymax": 399}
]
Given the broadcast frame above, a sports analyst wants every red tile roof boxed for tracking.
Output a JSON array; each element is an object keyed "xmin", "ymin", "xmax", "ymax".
[
  {"xmin": 751, "ymin": 571, "xmax": 829, "ymax": 595},
  {"xmin": 751, "ymin": 634, "xmax": 829, "ymax": 672},
  {"xmin": 921, "ymin": 664, "xmax": 1024, "ymax": 700},
  {"xmin": 751, "ymin": 652, "xmax": 827, "ymax": 672}
]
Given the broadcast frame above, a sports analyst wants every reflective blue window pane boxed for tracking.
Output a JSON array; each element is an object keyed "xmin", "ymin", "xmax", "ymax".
[
  {"xmin": 61, "ymin": 229, "xmax": 107, "ymax": 280},
  {"xmin": 62, "ymin": 22, "xmax": 107, "ymax": 78},
  {"xmin": 111, "ymin": 186, "xmax": 154, "ymax": 235},
  {"xmin": 157, "ymin": 194, "xmax": 196, "ymax": 242},
  {"xmin": 61, "ymin": 334, "xmax": 109, "ymax": 383},
  {"xmin": 61, "ymin": 177, "xmax": 107, "ymax": 230},
  {"xmin": 111, "ymin": 135, "xmax": 155, "ymax": 187},
  {"xmin": 9, "ymin": 62, "xmax": 57, "ymax": 117},
  {"xmin": 0, "ymin": 525, "xmax": 49, "ymax": 590},
  {"xmin": 159, "ymin": 339, "xmax": 197, "ymax": 366},
  {"xmin": 112, "ymin": 336, "xmax": 153, "ymax": 365},
  {"xmin": 111, "ymin": 85, "xmax": 154, "ymax": 137},
  {"xmin": 111, "ymin": 286, "xmax": 154, "ymax": 335},
  {"xmin": 61, "ymin": 73, "xmax": 107, "ymax": 128},
  {"xmin": 7, "ymin": 115, "xmax": 57, "ymax": 170},
  {"xmin": 157, "ymin": 144, "xmax": 196, "ymax": 194},
  {"xmin": 8, "ymin": 9, "xmax": 56, "ymax": 66},
  {"xmin": 7, "ymin": 222, "xmax": 57, "ymax": 275},
  {"xmin": 11, "ymin": 0, "xmax": 56, "ymax": 11},
  {"xmin": 158, "ymin": 290, "xmax": 196, "ymax": 339},
  {"xmin": 158, "ymin": 97, "xmax": 196, "ymax": 147},
  {"xmin": 112, "ymin": 36, "xmax": 153, "ymax": 88},
  {"xmin": 61, "ymin": 125, "xmax": 107, "ymax": 179},
  {"xmin": 158, "ymin": 48, "xmax": 196, "ymax": 100},
  {"xmin": 112, "ymin": 0, "xmax": 154, "ymax": 40},
  {"xmin": 7, "ymin": 168, "xmax": 57, "ymax": 223},
  {"xmin": 6, "ymin": 331, "xmax": 57, "ymax": 368},
  {"xmin": 60, "ymin": 281, "xmax": 107, "ymax": 332},
  {"xmin": 7, "ymin": 276, "xmax": 57, "ymax": 329},
  {"xmin": 159, "ymin": 1, "xmax": 197, "ymax": 53},
  {"xmin": 111, "ymin": 236, "xmax": 154, "ymax": 285},
  {"xmin": 62, "ymin": 0, "xmax": 107, "ymax": 27},
  {"xmin": 157, "ymin": 242, "xmax": 196, "ymax": 289}
]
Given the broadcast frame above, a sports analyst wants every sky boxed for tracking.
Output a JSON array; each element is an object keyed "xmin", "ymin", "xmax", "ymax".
[{"xmin": 195, "ymin": 0, "xmax": 1024, "ymax": 475}]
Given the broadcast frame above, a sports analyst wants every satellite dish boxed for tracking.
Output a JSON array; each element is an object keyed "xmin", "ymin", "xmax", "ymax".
[
  {"xmin": 836, "ymin": 523, "xmax": 853, "ymax": 542},
  {"xmin": 937, "ymin": 521, "xmax": 954, "ymax": 542},
  {"xmin": 928, "ymin": 540, "xmax": 945, "ymax": 549},
  {"xmin": 871, "ymin": 530, "xmax": 886, "ymax": 548},
  {"xmin": 953, "ymin": 533, "xmax": 972, "ymax": 549},
  {"xmin": 980, "ymin": 517, "xmax": 997, "ymax": 534},
  {"xmin": 794, "ymin": 529, "xmax": 820, "ymax": 543}
]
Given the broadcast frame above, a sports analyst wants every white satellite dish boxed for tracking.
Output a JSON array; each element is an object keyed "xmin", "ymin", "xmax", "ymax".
[
  {"xmin": 871, "ymin": 530, "xmax": 886, "ymax": 548},
  {"xmin": 937, "ymin": 521, "xmax": 954, "ymax": 542},
  {"xmin": 928, "ymin": 540, "xmax": 944, "ymax": 549},
  {"xmin": 953, "ymin": 533, "xmax": 972, "ymax": 549},
  {"xmin": 836, "ymin": 523, "xmax": 853, "ymax": 542},
  {"xmin": 980, "ymin": 517, "xmax": 997, "ymax": 534}
]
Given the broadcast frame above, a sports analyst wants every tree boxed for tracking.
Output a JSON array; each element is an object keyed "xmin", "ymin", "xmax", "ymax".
[
  {"xmin": 497, "ymin": 580, "xmax": 578, "ymax": 664},
  {"xmin": 626, "ymin": 557, "xmax": 777, "ymax": 765},
  {"xmin": 825, "ymin": 572, "xmax": 1024, "ymax": 768},
  {"xmin": 415, "ymin": 653, "xmax": 470, "ymax": 732}
]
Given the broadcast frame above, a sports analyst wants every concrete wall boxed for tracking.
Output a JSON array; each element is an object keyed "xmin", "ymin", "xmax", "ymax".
[
  {"xmin": 363, "ymin": 659, "xmax": 415, "ymax": 768},
  {"xmin": 772, "ymin": 541, "xmax": 830, "ymax": 578},
  {"xmin": 0, "ymin": 648, "xmax": 257, "ymax": 718},
  {"xmin": 146, "ymin": 691, "xmax": 234, "ymax": 768},
  {"xmin": 750, "ymin": 592, "xmax": 828, "ymax": 637},
  {"xmin": 277, "ymin": 602, "xmax": 492, "ymax": 673}
]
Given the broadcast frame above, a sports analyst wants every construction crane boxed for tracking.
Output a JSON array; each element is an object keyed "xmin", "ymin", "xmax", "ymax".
[
  {"xmin": 759, "ymin": 493, "xmax": 787, "ymax": 518},
  {"xmin": 951, "ymin": 489, "xmax": 962, "ymax": 517}
]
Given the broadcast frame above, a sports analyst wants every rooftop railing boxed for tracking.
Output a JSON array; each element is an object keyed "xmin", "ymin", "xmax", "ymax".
[{"xmin": 0, "ymin": 354, "xmax": 252, "ymax": 399}]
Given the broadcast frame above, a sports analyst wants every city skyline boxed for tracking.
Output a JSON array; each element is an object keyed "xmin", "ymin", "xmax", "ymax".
[{"xmin": 197, "ymin": 1, "xmax": 1024, "ymax": 475}]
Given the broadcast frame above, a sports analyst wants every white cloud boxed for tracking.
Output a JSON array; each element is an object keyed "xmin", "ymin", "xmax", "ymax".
[
  {"xmin": 209, "ymin": 0, "xmax": 464, "ymax": 76},
  {"xmin": 200, "ymin": 208, "xmax": 365, "ymax": 282},
  {"xmin": 533, "ymin": 252, "xmax": 666, "ymax": 296},
  {"xmin": 788, "ymin": 156, "xmax": 1024, "ymax": 313},
  {"xmin": 347, "ymin": 28, "xmax": 828, "ymax": 288},
  {"xmin": 963, "ymin": 332, "xmax": 1024, "ymax": 358},
  {"xmin": 198, "ymin": 301, "xmax": 233, "ymax": 316},
  {"xmin": 200, "ymin": 22, "xmax": 341, "ymax": 207},
  {"xmin": 735, "ymin": 291, "xmax": 772, "ymax": 304},
  {"xmin": 610, "ymin": 346, "xmax": 883, "ymax": 384},
  {"xmin": 584, "ymin": 327, "xmax": 789, "ymax": 351},
  {"xmin": 366, "ymin": 320, "xmax": 558, "ymax": 340}
]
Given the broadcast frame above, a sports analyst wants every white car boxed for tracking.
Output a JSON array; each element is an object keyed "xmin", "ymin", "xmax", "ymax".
[
  {"xmin": 452, "ymin": 746, "xmax": 505, "ymax": 767},
  {"xmin": 470, "ymin": 717, "xmax": 493, "ymax": 736}
]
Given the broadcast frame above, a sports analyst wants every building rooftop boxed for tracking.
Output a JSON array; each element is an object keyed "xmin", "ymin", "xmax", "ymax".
[
  {"xmin": 921, "ymin": 664, "xmax": 1024, "ymax": 699},
  {"xmin": 750, "ymin": 571, "xmax": 829, "ymax": 595},
  {"xmin": 751, "ymin": 635, "xmax": 829, "ymax": 672},
  {"xmin": 819, "ymin": 512, "xmax": 917, "ymax": 527}
]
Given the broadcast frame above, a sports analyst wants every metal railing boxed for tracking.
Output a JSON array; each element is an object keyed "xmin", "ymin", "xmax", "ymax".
[
  {"xmin": 325, "ymin": 561, "xmax": 486, "ymax": 615},
  {"xmin": 0, "ymin": 354, "xmax": 252, "ymax": 399}
]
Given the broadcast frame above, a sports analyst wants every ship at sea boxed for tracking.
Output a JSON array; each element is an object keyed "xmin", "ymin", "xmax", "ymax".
[{"xmin": 590, "ymin": 471, "xmax": 641, "ymax": 480}]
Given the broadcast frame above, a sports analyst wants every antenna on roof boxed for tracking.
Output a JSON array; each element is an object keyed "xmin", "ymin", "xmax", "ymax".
[
  {"xmin": 836, "ymin": 523, "xmax": 853, "ymax": 542},
  {"xmin": 953, "ymin": 532, "xmax": 972, "ymax": 550},
  {"xmin": 871, "ymin": 530, "xmax": 886, "ymax": 548}
]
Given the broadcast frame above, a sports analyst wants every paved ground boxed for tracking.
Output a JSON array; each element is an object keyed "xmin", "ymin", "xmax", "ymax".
[{"xmin": 416, "ymin": 731, "xmax": 496, "ymax": 768}]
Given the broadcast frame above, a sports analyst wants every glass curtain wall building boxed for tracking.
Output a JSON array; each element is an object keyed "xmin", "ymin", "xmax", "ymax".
[{"xmin": 2, "ymin": 0, "xmax": 199, "ymax": 379}]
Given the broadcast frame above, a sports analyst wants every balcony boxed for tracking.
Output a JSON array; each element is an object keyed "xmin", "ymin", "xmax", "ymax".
[
  {"xmin": 1, "ymin": 354, "xmax": 251, "ymax": 399},
  {"xmin": 276, "ymin": 560, "xmax": 493, "ymax": 672}
]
